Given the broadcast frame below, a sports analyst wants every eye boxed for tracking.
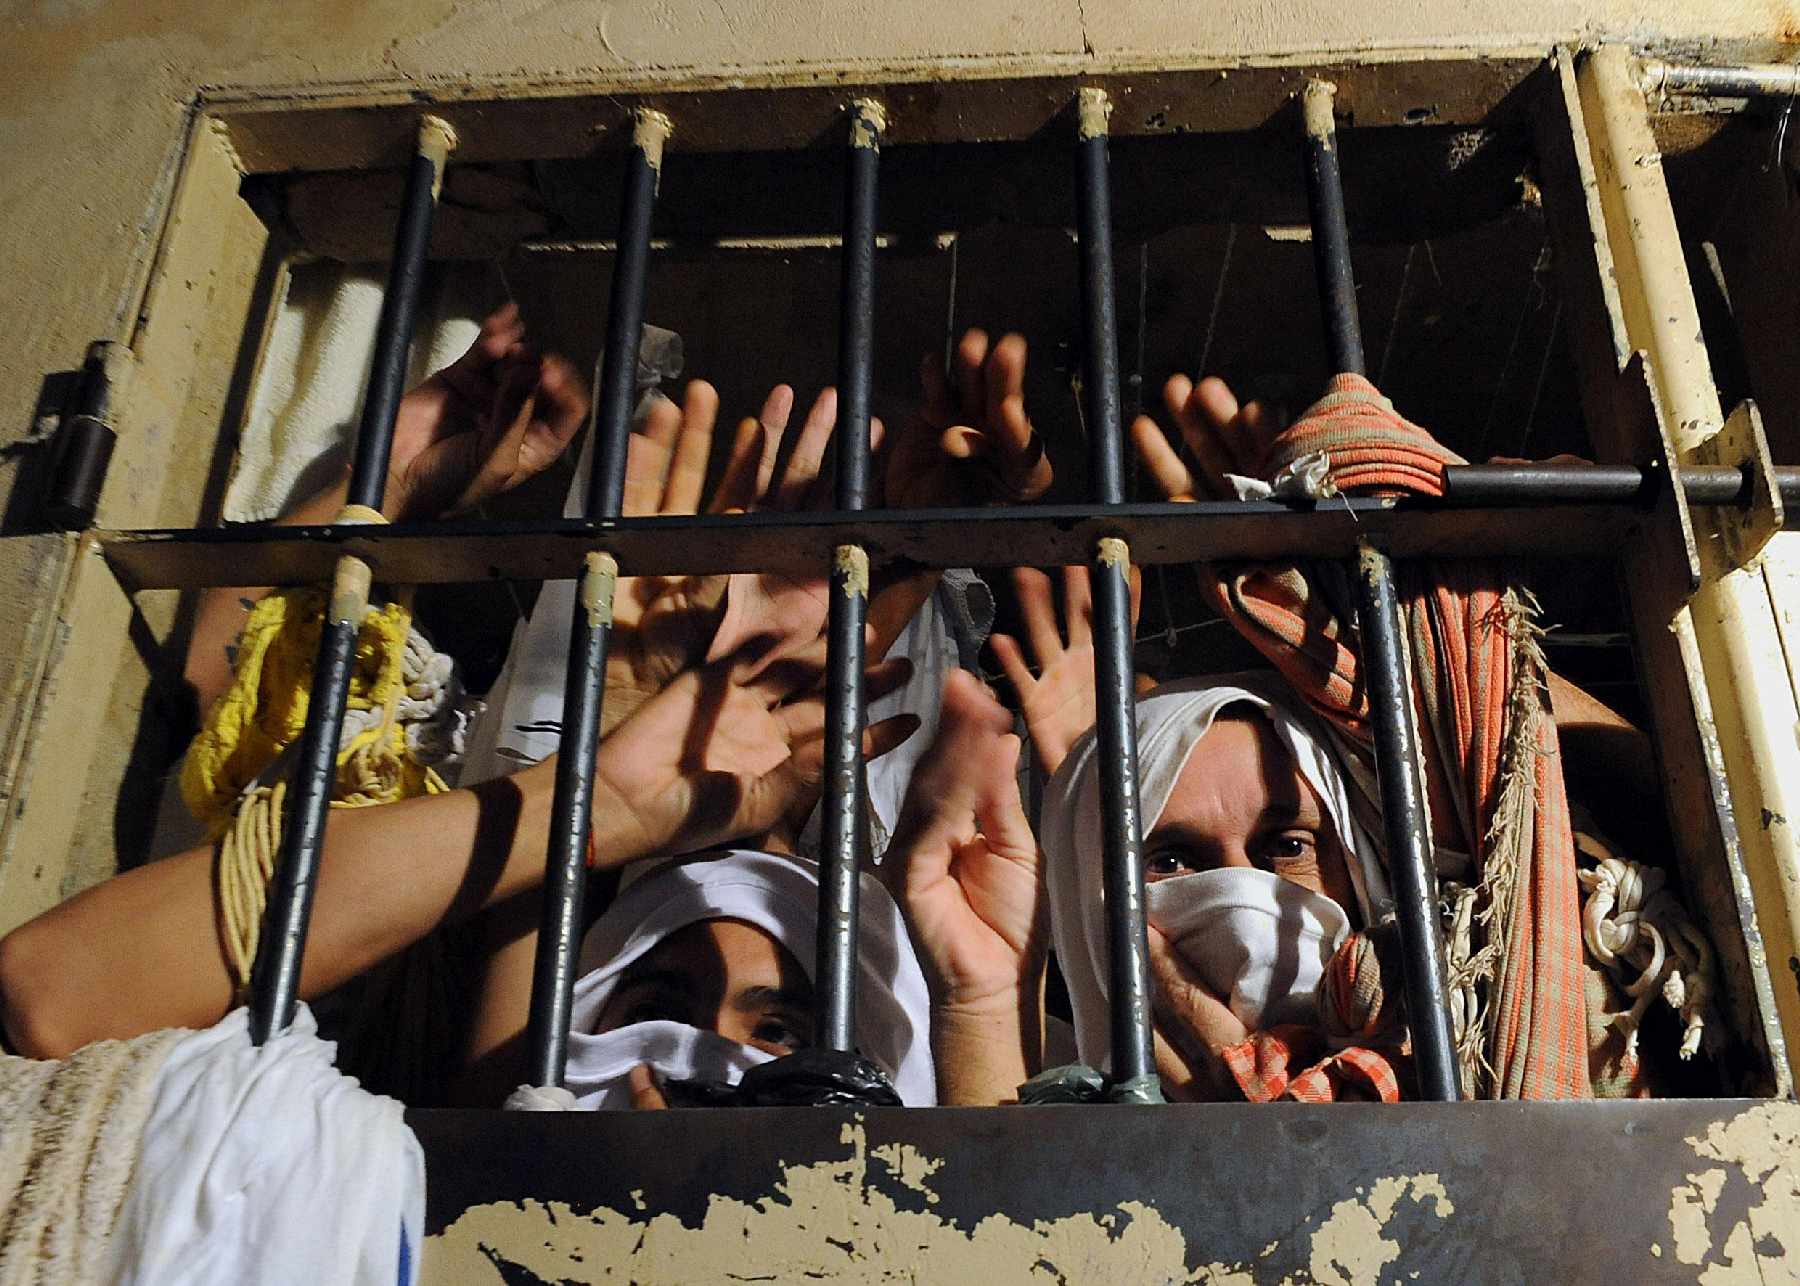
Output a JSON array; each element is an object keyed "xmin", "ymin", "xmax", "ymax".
[
  {"xmin": 752, "ymin": 1014, "xmax": 809, "ymax": 1052},
  {"xmin": 1145, "ymin": 850, "xmax": 1186, "ymax": 877},
  {"xmin": 1256, "ymin": 830, "xmax": 1318, "ymax": 870}
]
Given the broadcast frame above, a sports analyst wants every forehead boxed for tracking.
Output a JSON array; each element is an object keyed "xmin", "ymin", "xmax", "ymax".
[
  {"xmin": 1151, "ymin": 711, "xmax": 1316, "ymax": 835},
  {"xmin": 627, "ymin": 916, "xmax": 806, "ymax": 986}
]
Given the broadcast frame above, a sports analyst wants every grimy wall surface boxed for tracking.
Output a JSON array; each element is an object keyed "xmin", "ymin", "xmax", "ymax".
[{"xmin": 0, "ymin": 1, "xmax": 1794, "ymax": 917}]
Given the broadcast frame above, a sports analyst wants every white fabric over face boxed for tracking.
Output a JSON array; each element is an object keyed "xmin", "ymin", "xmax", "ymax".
[
  {"xmin": 458, "ymin": 325, "xmax": 685, "ymax": 784},
  {"xmin": 565, "ymin": 849, "xmax": 937, "ymax": 1106},
  {"xmin": 106, "ymin": 1005, "xmax": 423, "ymax": 1286},
  {"xmin": 1143, "ymin": 868, "xmax": 1350, "ymax": 1029},
  {"xmin": 1041, "ymin": 674, "xmax": 1388, "ymax": 1069}
]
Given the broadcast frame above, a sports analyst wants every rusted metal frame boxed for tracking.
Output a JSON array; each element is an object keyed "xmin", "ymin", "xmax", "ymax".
[
  {"xmin": 1533, "ymin": 48, "xmax": 1791, "ymax": 1094},
  {"xmin": 815, "ymin": 98, "xmax": 885, "ymax": 1064},
  {"xmin": 1581, "ymin": 45, "xmax": 1800, "ymax": 1095},
  {"xmin": 248, "ymin": 115, "xmax": 456, "ymax": 1044},
  {"xmin": 1302, "ymin": 79, "xmax": 1462, "ymax": 1101},
  {"xmin": 408, "ymin": 1098, "xmax": 1791, "ymax": 1280},
  {"xmin": 1075, "ymin": 88, "xmax": 1161, "ymax": 1103},
  {"xmin": 523, "ymin": 109, "xmax": 671, "ymax": 1091}
]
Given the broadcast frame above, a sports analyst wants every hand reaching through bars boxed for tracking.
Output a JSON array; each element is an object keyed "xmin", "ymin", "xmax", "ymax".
[
  {"xmin": 602, "ymin": 382, "xmax": 852, "ymax": 734},
  {"xmin": 1130, "ymin": 374, "xmax": 1280, "ymax": 502},
  {"xmin": 989, "ymin": 564, "xmax": 1142, "ymax": 781},
  {"xmin": 885, "ymin": 328, "xmax": 1052, "ymax": 508},
  {"xmin": 383, "ymin": 303, "xmax": 591, "ymax": 522},
  {"xmin": 882, "ymin": 670, "xmax": 1047, "ymax": 1105},
  {"xmin": 588, "ymin": 633, "xmax": 919, "ymax": 868}
]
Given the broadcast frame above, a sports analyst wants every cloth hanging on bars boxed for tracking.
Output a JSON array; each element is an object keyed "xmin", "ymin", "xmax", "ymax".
[
  {"xmin": 0, "ymin": 1029, "xmax": 187, "ymax": 1285},
  {"xmin": 1042, "ymin": 674, "xmax": 1408, "ymax": 1101},
  {"xmin": 105, "ymin": 1005, "xmax": 424, "ymax": 1286},
  {"xmin": 558, "ymin": 850, "xmax": 937, "ymax": 1108},
  {"xmin": 1199, "ymin": 371, "xmax": 1589, "ymax": 1099}
]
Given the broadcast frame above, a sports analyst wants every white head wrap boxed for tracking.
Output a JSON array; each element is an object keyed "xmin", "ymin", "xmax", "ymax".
[
  {"xmin": 1042, "ymin": 674, "xmax": 1390, "ymax": 1068},
  {"xmin": 565, "ymin": 849, "xmax": 937, "ymax": 1107}
]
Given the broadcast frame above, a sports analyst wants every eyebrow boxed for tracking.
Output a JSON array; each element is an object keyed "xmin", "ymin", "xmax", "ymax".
[{"xmin": 732, "ymin": 984, "xmax": 813, "ymax": 1013}]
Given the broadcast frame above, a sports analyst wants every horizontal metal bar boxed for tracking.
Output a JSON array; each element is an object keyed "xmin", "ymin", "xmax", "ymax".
[
  {"xmin": 98, "ymin": 499, "xmax": 1685, "ymax": 590},
  {"xmin": 1643, "ymin": 59, "xmax": 1800, "ymax": 101},
  {"xmin": 1443, "ymin": 462, "xmax": 1800, "ymax": 505}
]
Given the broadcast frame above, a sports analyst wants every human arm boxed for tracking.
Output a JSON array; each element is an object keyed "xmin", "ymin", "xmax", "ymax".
[
  {"xmin": 0, "ymin": 637, "xmax": 915, "ymax": 1059},
  {"xmin": 184, "ymin": 304, "xmax": 588, "ymax": 713},
  {"xmin": 882, "ymin": 670, "xmax": 1047, "ymax": 1105}
]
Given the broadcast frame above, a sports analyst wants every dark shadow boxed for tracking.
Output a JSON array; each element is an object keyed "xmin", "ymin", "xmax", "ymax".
[{"xmin": 1, "ymin": 369, "xmax": 81, "ymax": 533}]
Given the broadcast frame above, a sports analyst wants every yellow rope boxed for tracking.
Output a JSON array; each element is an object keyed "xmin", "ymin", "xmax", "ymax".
[{"xmin": 187, "ymin": 588, "xmax": 449, "ymax": 1000}]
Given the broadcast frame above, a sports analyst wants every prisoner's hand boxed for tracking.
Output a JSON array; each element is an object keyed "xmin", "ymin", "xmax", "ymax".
[
  {"xmin": 385, "ymin": 303, "xmax": 589, "ymax": 521},
  {"xmin": 885, "ymin": 329, "xmax": 1051, "ymax": 508},
  {"xmin": 589, "ymin": 634, "xmax": 917, "ymax": 867},
  {"xmin": 1146, "ymin": 923, "xmax": 1251, "ymax": 1102},
  {"xmin": 989, "ymin": 564, "xmax": 1141, "ymax": 781},
  {"xmin": 884, "ymin": 671, "xmax": 1046, "ymax": 1016},
  {"xmin": 1131, "ymin": 374, "xmax": 1278, "ymax": 503}
]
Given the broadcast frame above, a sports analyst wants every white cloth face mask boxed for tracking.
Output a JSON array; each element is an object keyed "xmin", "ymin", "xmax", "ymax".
[
  {"xmin": 563, "ymin": 1020, "xmax": 774, "ymax": 1110},
  {"xmin": 1144, "ymin": 867, "xmax": 1351, "ymax": 1030}
]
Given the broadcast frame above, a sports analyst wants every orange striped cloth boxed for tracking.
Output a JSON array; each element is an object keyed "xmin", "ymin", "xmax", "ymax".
[{"xmin": 1200, "ymin": 373, "xmax": 1590, "ymax": 1099}]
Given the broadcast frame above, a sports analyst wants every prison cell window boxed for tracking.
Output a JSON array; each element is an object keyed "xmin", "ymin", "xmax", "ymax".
[{"xmin": 35, "ymin": 52, "xmax": 1800, "ymax": 1126}]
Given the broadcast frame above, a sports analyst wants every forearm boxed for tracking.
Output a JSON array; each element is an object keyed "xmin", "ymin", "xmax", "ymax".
[{"xmin": 0, "ymin": 757, "xmax": 648, "ymax": 1058}]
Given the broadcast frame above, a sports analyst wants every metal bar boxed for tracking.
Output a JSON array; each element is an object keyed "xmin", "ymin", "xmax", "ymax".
[
  {"xmin": 816, "ymin": 99, "xmax": 885, "ymax": 1055},
  {"xmin": 524, "ymin": 108, "xmax": 672, "ymax": 1090},
  {"xmin": 1641, "ymin": 59, "xmax": 1800, "ymax": 102},
  {"xmin": 1299, "ymin": 82, "xmax": 1460, "ymax": 1099},
  {"xmin": 1354, "ymin": 544, "xmax": 1463, "ymax": 1101},
  {"xmin": 106, "ymin": 491, "xmax": 1795, "ymax": 592},
  {"xmin": 1300, "ymin": 81, "xmax": 1366, "ymax": 377},
  {"xmin": 1075, "ymin": 87, "xmax": 1159, "ymax": 1099},
  {"xmin": 249, "ymin": 116, "xmax": 456, "ymax": 1044}
]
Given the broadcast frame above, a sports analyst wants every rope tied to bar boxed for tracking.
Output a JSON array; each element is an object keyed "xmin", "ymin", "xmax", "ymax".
[
  {"xmin": 1575, "ymin": 832, "xmax": 1713, "ymax": 1059},
  {"xmin": 182, "ymin": 586, "xmax": 473, "ymax": 1004},
  {"xmin": 1200, "ymin": 370, "xmax": 1704, "ymax": 1098}
]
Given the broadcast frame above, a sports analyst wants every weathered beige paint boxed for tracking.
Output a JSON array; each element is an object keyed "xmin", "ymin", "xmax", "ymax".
[{"xmin": 424, "ymin": 1119, "xmax": 1458, "ymax": 1283}]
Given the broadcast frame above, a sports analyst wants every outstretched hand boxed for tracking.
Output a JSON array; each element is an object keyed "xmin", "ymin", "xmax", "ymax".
[
  {"xmin": 1130, "ymin": 373, "xmax": 1278, "ymax": 503},
  {"xmin": 885, "ymin": 328, "xmax": 1053, "ymax": 508},
  {"xmin": 384, "ymin": 303, "xmax": 590, "ymax": 521},
  {"xmin": 884, "ymin": 671, "xmax": 1044, "ymax": 1015},
  {"xmin": 591, "ymin": 634, "xmax": 919, "ymax": 868},
  {"xmin": 989, "ymin": 564, "xmax": 1141, "ymax": 781}
]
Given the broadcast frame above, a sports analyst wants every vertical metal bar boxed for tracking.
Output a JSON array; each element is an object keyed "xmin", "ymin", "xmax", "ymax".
[
  {"xmin": 1300, "ymin": 81, "xmax": 1367, "ymax": 377},
  {"xmin": 1354, "ymin": 543, "xmax": 1462, "ymax": 1102},
  {"xmin": 524, "ymin": 108, "xmax": 672, "ymax": 1089},
  {"xmin": 249, "ymin": 116, "xmax": 457, "ymax": 1044},
  {"xmin": 1299, "ymin": 80, "xmax": 1461, "ymax": 1099},
  {"xmin": 1075, "ymin": 87, "xmax": 1159, "ymax": 1099},
  {"xmin": 815, "ymin": 98, "xmax": 884, "ymax": 1054}
]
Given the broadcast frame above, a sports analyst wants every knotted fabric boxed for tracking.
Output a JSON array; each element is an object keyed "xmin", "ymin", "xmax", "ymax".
[{"xmin": 1201, "ymin": 372, "xmax": 1590, "ymax": 1099}]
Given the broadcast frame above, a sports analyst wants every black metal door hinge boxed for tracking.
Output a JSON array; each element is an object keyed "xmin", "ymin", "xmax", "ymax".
[{"xmin": 42, "ymin": 340, "xmax": 129, "ymax": 530}]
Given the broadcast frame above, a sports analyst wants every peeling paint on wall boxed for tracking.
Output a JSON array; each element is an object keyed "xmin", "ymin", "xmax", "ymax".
[
  {"xmin": 1665, "ymin": 1102, "xmax": 1800, "ymax": 1284},
  {"xmin": 425, "ymin": 1119, "xmax": 1461, "ymax": 1284}
]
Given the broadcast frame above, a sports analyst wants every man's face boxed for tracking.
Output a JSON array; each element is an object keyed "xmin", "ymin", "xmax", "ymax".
[
  {"xmin": 1143, "ymin": 711, "xmax": 1356, "ymax": 915},
  {"xmin": 595, "ymin": 917, "xmax": 816, "ymax": 1057}
]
